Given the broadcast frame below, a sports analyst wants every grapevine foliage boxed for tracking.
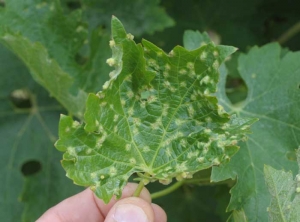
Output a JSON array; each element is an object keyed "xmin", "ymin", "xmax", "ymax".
[
  {"xmin": 264, "ymin": 148, "xmax": 300, "ymax": 221},
  {"xmin": 55, "ymin": 17, "xmax": 256, "ymax": 203}
]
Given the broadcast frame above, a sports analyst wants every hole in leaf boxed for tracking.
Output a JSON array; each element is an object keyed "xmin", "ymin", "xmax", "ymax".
[
  {"xmin": 75, "ymin": 53, "xmax": 88, "ymax": 65},
  {"xmin": 141, "ymin": 91, "xmax": 151, "ymax": 102},
  {"xmin": 66, "ymin": 1, "xmax": 81, "ymax": 10},
  {"xmin": 225, "ymin": 77, "xmax": 248, "ymax": 104},
  {"xmin": 9, "ymin": 89, "xmax": 32, "ymax": 109},
  {"xmin": 21, "ymin": 160, "xmax": 42, "ymax": 176}
]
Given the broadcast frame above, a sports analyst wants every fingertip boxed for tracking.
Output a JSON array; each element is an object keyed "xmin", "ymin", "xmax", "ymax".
[
  {"xmin": 94, "ymin": 182, "xmax": 152, "ymax": 216},
  {"xmin": 105, "ymin": 197, "xmax": 155, "ymax": 222},
  {"xmin": 152, "ymin": 203, "xmax": 167, "ymax": 222}
]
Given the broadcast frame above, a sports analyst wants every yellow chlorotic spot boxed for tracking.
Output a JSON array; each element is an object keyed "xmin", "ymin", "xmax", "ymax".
[
  {"xmin": 188, "ymin": 105, "xmax": 195, "ymax": 117},
  {"xmin": 127, "ymin": 91, "xmax": 134, "ymax": 99},
  {"xmin": 159, "ymin": 178, "xmax": 172, "ymax": 185},
  {"xmin": 127, "ymin": 33, "xmax": 134, "ymax": 40},
  {"xmin": 128, "ymin": 107, "xmax": 134, "ymax": 116},
  {"xmin": 72, "ymin": 121, "xmax": 80, "ymax": 128},
  {"xmin": 163, "ymin": 71, "xmax": 169, "ymax": 78},
  {"xmin": 113, "ymin": 126, "xmax": 118, "ymax": 133},
  {"xmin": 106, "ymin": 58, "xmax": 116, "ymax": 66},
  {"xmin": 113, "ymin": 114, "xmax": 119, "ymax": 122},
  {"xmin": 179, "ymin": 69, "xmax": 187, "ymax": 75},
  {"xmin": 197, "ymin": 157, "xmax": 204, "ymax": 163},
  {"xmin": 121, "ymin": 99, "xmax": 126, "ymax": 106},
  {"xmin": 90, "ymin": 172, "xmax": 97, "ymax": 179},
  {"xmin": 125, "ymin": 144, "xmax": 131, "ymax": 151},
  {"xmin": 157, "ymin": 51, "xmax": 163, "ymax": 57},
  {"xmin": 165, "ymin": 64, "xmax": 171, "ymax": 70},
  {"xmin": 109, "ymin": 167, "xmax": 117, "ymax": 176},
  {"xmin": 212, "ymin": 158, "xmax": 220, "ymax": 165},
  {"xmin": 86, "ymin": 148, "xmax": 92, "ymax": 154},
  {"xmin": 187, "ymin": 151, "xmax": 199, "ymax": 158},
  {"xmin": 166, "ymin": 147, "xmax": 172, "ymax": 156},
  {"xmin": 100, "ymin": 101, "xmax": 107, "ymax": 107},
  {"xmin": 67, "ymin": 146, "xmax": 77, "ymax": 156},
  {"xmin": 143, "ymin": 146, "xmax": 150, "ymax": 152},
  {"xmin": 129, "ymin": 158, "xmax": 136, "ymax": 164},
  {"xmin": 204, "ymin": 89, "xmax": 210, "ymax": 95},
  {"xmin": 169, "ymin": 50, "xmax": 175, "ymax": 57},
  {"xmin": 213, "ymin": 60, "xmax": 219, "ymax": 70},
  {"xmin": 200, "ymin": 51, "xmax": 207, "ymax": 60},
  {"xmin": 189, "ymin": 71, "xmax": 196, "ymax": 78},
  {"xmin": 187, "ymin": 62, "xmax": 194, "ymax": 69},
  {"xmin": 200, "ymin": 75, "xmax": 210, "ymax": 85},
  {"xmin": 76, "ymin": 26, "xmax": 84, "ymax": 33},
  {"xmin": 133, "ymin": 118, "xmax": 141, "ymax": 126},
  {"xmin": 180, "ymin": 139, "xmax": 187, "ymax": 147},
  {"xmin": 205, "ymin": 117, "xmax": 212, "ymax": 122},
  {"xmin": 103, "ymin": 81, "xmax": 110, "ymax": 90},
  {"xmin": 175, "ymin": 162, "xmax": 188, "ymax": 172},
  {"xmin": 180, "ymin": 82, "xmax": 187, "ymax": 88},
  {"xmin": 109, "ymin": 40, "xmax": 115, "ymax": 47}
]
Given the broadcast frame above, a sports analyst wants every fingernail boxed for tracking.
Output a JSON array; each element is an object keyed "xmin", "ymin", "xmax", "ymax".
[{"xmin": 113, "ymin": 203, "xmax": 148, "ymax": 222}]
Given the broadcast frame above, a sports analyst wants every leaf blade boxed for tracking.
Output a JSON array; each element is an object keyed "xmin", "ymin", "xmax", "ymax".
[{"xmin": 56, "ymin": 18, "xmax": 256, "ymax": 203}]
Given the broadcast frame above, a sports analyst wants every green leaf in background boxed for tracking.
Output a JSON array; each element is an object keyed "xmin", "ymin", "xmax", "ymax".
[
  {"xmin": 0, "ymin": 0, "xmax": 112, "ymax": 118},
  {"xmin": 0, "ymin": 45, "xmax": 82, "ymax": 222},
  {"xmin": 212, "ymin": 43, "xmax": 300, "ymax": 221},
  {"xmin": 55, "ymin": 17, "xmax": 256, "ymax": 203},
  {"xmin": 264, "ymin": 148, "xmax": 300, "ymax": 222},
  {"xmin": 183, "ymin": 30, "xmax": 212, "ymax": 51},
  {"xmin": 148, "ymin": 180, "xmax": 231, "ymax": 222},
  {"xmin": 63, "ymin": 0, "xmax": 174, "ymax": 36}
]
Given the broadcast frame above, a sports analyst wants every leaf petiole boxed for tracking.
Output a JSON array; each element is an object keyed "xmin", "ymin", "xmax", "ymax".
[
  {"xmin": 133, "ymin": 179, "xmax": 146, "ymax": 197},
  {"xmin": 151, "ymin": 181, "xmax": 184, "ymax": 199},
  {"xmin": 133, "ymin": 173, "xmax": 150, "ymax": 197}
]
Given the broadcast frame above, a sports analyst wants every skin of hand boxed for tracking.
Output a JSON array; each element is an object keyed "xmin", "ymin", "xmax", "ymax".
[{"xmin": 36, "ymin": 182, "xmax": 167, "ymax": 222}]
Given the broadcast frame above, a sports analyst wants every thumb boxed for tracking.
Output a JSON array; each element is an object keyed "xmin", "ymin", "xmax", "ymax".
[{"xmin": 104, "ymin": 197, "xmax": 155, "ymax": 222}]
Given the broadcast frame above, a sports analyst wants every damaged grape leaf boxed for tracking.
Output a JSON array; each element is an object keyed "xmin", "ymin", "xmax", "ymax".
[
  {"xmin": 72, "ymin": 0, "xmax": 175, "ymax": 36},
  {"xmin": 264, "ymin": 148, "xmax": 300, "ymax": 222},
  {"xmin": 212, "ymin": 43, "xmax": 300, "ymax": 221},
  {"xmin": 55, "ymin": 17, "xmax": 256, "ymax": 203},
  {"xmin": 0, "ymin": 0, "xmax": 112, "ymax": 118},
  {"xmin": 0, "ymin": 45, "xmax": 82, "ymax": 222}
]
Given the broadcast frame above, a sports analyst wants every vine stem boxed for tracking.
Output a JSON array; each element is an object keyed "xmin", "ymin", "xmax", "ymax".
[
  {"xmin": 151, "ymin": 181, "xmax": 184, "ymax": 199},
  {"xmin": 277, "ymin": 21, "xmax": 300, "ymax": 44}
]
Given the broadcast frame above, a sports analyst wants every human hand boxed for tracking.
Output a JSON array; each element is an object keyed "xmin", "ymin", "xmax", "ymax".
[{"xmin": 36, "ymin": 183, "xmax": 167, "ymax": 222}]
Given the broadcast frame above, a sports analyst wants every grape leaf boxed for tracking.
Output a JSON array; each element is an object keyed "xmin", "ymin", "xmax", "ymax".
[
  {"xmin": 0, "ymin": 45, "xmax": 82, "ymax": 221},
  {"xmin": 55, "ymin": 17, "xmax": 256, "ymax": 203},
  {"xmin": 66, "ymin": 0, "xmax": 175, "ymax": 36},
  {"xmin": 212, "ymin": 43, "xmax": 300, "ymax": 221},
  {"xmin": 183, "ymin": 30, "xmax": 212, "ymax": 51},
  {"xmin": 264, "ymin": 148, "xmax": 300, "ymax": 222},
  {"xmin": 0, "ymin": 0, "xmax": 112, "ymax": 118},
  {"xmin": 148, "ymin": 181, "xmax": 231, "ymax": 222}
]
